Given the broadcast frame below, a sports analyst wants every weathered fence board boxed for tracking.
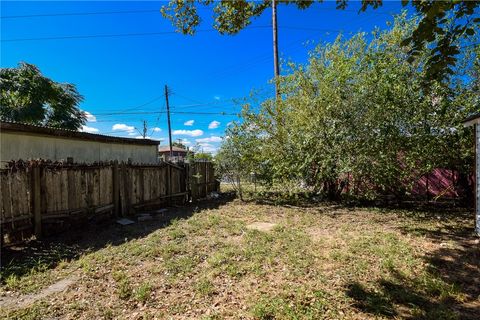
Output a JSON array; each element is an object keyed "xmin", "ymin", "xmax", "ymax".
[{"xmin": 1, "ymin": 161, "xmax": 217, "ymax": 246}]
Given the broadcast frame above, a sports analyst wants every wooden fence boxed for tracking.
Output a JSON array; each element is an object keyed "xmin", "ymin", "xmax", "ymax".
[{"xmin": 1, "ymin": 161, "xmax": 217, "ymax": 246}]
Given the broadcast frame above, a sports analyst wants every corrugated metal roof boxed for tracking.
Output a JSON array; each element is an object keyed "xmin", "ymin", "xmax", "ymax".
[
  {"xmin": 158, "ymin": 146, "xmax": 190, "ymax": 153},
  {"xmin": 0, "ymin": 120, "xmax": 159, "ymax": 146}
]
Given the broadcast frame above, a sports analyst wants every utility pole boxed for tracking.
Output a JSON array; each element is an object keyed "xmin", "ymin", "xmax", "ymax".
[
  {"xmin": 165, "ymin": 85, "xmax": 173, "ymax": 158},
  {"xmin": 142, "ymin": 120, "xmax": 147, "ymax": 139},
  {"xmin": 272, "ymin": 0, "xmax": 280, "ymax": 99}
]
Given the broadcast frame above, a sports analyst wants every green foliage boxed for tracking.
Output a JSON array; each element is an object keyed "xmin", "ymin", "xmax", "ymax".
[
  {"xmin": 403, "ymin": 0, "xmax": 480, "ymax": 83},
  {"xmin": 218, "ymin": 15, "xmax": 478, "ymax": 200},
  {"xmin": 112, "ymin": 271, "xmax": 132, "ymax": 300},
  {"xmin": 172, "ymin": 141, "xmax": 187, "ymax": 149},
  {"xmin": 135, "ymin": 282, "xmax": 153, "ymax": 303},
  {"xmin": 194, "ymin": 152, "xmax": 213, "ymax": 161},
  {"xmin": 0, "ymin": 62, "xmax": 85, "ymax": 130},
  {"xmin": 161, "ymin": 1, "xmax": 479, "ymax": 84},
  {"xmin": 161, "ymin": 0, "xmax": 381, "ymax": 36}
]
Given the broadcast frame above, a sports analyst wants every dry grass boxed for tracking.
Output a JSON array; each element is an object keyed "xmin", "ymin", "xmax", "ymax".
[{"xmin": 1, "ymin": 198, "xmax": 478, "ymax": 319}]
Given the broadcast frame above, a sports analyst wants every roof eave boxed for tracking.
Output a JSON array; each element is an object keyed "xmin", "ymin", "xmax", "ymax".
[{"xmin": 462, "ymin": 113, "xmax": 480, "ymax": 127}]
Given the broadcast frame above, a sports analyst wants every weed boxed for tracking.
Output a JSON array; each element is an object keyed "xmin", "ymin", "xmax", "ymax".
[
  {"xmin": 195, "ymin": 278, "xmax": 215, "ymax": 297},
  {"xmin": 135, "ymin": 282, "xmax": 153, "ymax": 303},
  {"xmin": 164, "ymin": 255, "xmax": 199, "ymax": 277},
  {"xmin": 168, "ymin": 228, "xmax": 187, "ymax": 240},
  {"xmin": 112, "ymin": 270, "xmax": 132, "ymax": 300}
]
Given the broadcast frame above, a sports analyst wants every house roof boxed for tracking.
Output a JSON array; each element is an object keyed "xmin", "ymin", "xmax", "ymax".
[
  {"xmin": 158, "ymin": 146, "xmax": 190, "ymax": 153},
  {"xmin": 463, "ymin": 113, "xmax": 480, "ymax": 127},
  {"xmin": 0, "ymin": 121, "xmax": 159, "ymax": 146}
]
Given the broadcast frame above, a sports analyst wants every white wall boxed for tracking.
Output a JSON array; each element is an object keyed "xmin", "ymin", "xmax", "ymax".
[{"xmin": 0, "ymin": 131, "xmax": 158, "ymax": 166}]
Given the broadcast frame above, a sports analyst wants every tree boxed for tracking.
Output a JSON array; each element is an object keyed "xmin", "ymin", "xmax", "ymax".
[
  {"xmin": 195, "ymin": 152, "xmax": 213, "ymax": 161},
  {"xmin": 172, "ymin": 141, "xmax": 188, "ymax": 149},
  {"xmin": 161, "ymin": 0, "xmax": 479, "ymax": 82},
  {"xmin": 219, "ymin": 15, "xmax": 478, "ymax": 200},
  {"xmin": 0, "ymin": 62, "xmax": 85, "ymax": 130}
]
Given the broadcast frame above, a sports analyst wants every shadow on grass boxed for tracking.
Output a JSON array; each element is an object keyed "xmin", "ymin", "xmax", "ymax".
[
  {"xmin": 242, "ymin": 190, "xmax": 472, "ymax": 212},
  {"xmin": 0, "ymin": 195, "xmax": 235, "ymax": 285},
  {"xmin": 347, "ymin": 242, "xmax": 480, "ymax": 320},
  {"xmin": 241, "ymin": 190, "xmax": 478, "ymax": 319}
]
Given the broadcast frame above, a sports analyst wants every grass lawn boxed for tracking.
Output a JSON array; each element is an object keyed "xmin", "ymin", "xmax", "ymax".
[{"xmin": 1, "ymin": 196, "xmax": 479, "ymax": 319}]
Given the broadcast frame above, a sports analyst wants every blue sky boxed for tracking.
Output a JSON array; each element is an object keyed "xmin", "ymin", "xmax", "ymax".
[{"xmin": 1, "ymin": 1, "xmax": 407, "ymax": 153}]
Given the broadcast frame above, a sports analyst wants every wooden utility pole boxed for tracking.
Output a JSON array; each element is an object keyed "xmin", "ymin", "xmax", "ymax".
[
  {"xmin": 165, "ymin": 85, "xmax": 173, "ymax": 158},
  {"xmin": 142, "ymin": 120, "xmax": 147, "ymax": 139},
  {"xmin": 272, "ymin": 0, "xmax": 280, "ymax": 98}
]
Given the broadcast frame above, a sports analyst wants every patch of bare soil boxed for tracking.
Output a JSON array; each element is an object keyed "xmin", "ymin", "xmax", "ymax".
[
  {"xmin": 246, "ymin": 222, "xmax": 277, "ymax": 232},
  {"xmin": 0, "ymin": 275, "xmax": 78, "ymax": 310}
]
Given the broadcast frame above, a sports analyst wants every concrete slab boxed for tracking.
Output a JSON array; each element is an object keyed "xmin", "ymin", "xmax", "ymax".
[{"xmin": 116, "ymin": 218, "xmax": 135, "ymax": 225}]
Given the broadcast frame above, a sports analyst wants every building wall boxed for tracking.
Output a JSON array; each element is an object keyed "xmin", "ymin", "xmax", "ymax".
[{"xmin": 0, "ymin": 131, "xmax": 158, "ymax": 166}]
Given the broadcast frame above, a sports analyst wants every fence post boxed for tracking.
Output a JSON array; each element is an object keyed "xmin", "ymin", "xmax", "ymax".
[
  {"xmin": 121, "ymin": 163, "xmax": 131, "ymax": 216},
  {"xmin": 167, "ymin": 164, "xmax": 171, "ymax": 205},
  {"xmin": 112, "ymin": 161, "xmax": 119, "ymax": 217},
  {"xmin": 31, "ymin": 165, "xmax": 42, "ymax": 238},
  {"xmin": 205, "ymin": 162, "xmax": 208, "ymax": 197}
]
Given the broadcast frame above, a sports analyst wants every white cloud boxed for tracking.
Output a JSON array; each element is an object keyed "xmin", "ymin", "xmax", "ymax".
[
  {"xmin": 196, "ymin": 136, "xmax": 222, "ymax": 143},
  {"xmin": 208, "ymin": 120, "xmax": 220, "ymax": 129},
  {"xmin": 178, "ymin": 138, "xmax": 191, "ymax": 146},
  {"xmin": 80, "ymin": 125, "xmax": 99, "ymax": 133},
  {"xmin": 197, "ymin": 143, "xmax": 217, "ymax": 153},
  {"xmin": 214, "ymin": 96, "xmax": 220, "ymax": 101},
  {"xmin": 135, "ymin": 135, "xmax": 151, "ymax": 139},
  {"xmin": 112, "ymin": 123, "xmax": 135, "ymax": 133},
  {"xmin": 172, "ymin": 129, "xmax": 204, "ymax": 137},
  {"xmin": 153, "ymin": 127, "xmax": 162, "ymax": 132},
  {"xmin": 128, "ymin": 132, "xmax": 136, "ymax": 136},
  {"xmin": 84, "ymin": 111, "xmax": 97, "ymax": 122},
  {"xmin": 198, "ymin": 142, "xmax": 214, "ymax": 147},
  {"xmin": 184, "ymin": 120, "xmax": 194, "ymax": 126}
]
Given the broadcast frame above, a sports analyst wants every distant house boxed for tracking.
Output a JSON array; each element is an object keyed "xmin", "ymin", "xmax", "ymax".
[
  {"xmin": 158, "ymin": 146, "xmax": 192, "ymax": 163},
  {"xmin": 463, "ymin": 113, "xmax": 480, "ymax": 235},
  {"xmin": 0, "ymin": 121, "xmax": 160, "ymax": 167}
]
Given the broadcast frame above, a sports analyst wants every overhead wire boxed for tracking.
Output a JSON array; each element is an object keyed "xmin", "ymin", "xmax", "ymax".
[
  {"xmin": 92, "ymin": 110, "xmax": 238, "ymax": 116},
  {"xmin": 148, "ymin": 102, "xmax": 165, "ymax": 137},
  {"xmin": 0, "ymin": 5, "xmax": 394, "ymax": 20},
  {"xmin": 1, "ymin": 9, "xmax": 160, "ymax": 19},
  {"xmin": 1, "ymin": 25, "xmax": 271, "ymax": 42}
]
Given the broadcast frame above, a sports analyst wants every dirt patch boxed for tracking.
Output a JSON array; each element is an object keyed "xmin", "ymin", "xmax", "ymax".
[
  {"xmin": 0, "ymin": 275, "xmax": 78, "ymax": 310},
  {"xmin": 246, "ymin": 222, "xmax": 277, "ymax": 232}
]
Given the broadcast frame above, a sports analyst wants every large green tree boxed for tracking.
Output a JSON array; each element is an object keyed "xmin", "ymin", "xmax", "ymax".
[
  {"xmin": 161, "ymin": 0, "xmax": 479, "ymax": 82},
  {"xmin": 219, "ymin": 15, "xmax": 478, "ymax": 200},
  {"xmin": 0, "ymin": 62, "xmax": 85, "ymax": 130}
]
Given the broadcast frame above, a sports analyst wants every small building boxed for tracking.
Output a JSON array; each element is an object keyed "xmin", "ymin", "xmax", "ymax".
[
  {"xmin": 0, "ymin": 121, "xmax": 160, "ymax": 166},
  {"xmin": 158, "ymin": 146, "xmax": 192, "ymax": 163},
  {"xmin": 463, "ymin": 113, "xmax": 480, "ymax": 235}
]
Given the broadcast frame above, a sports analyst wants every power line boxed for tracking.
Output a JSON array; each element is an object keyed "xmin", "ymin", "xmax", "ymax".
[
  {"xmin": 1, "ymin": 9, "xmax": 160, "ymax": 19},
  {"xmin": 148, "ymin": 103, "xmax": 165, "ymax": 137},
  {"xmin": 1, "ymin": 25, "xmax": 271, "ymax": 42},
  {"xmin": 92, "ymin": 110, "xmax": 238, "ymax": 116},
  {"xmin": 280, "ymin": 26, "xmax": 350, "ymax": 33},
  {"xmin": 117, "ymin": 95, "xmax": 165, "ymax": 113},
  {"xmin": 173, "ymin": 93, "xmax": 205, "ymax": 105},
  {"xmin": 0, "ymin": 6, "xmax": 393, "ymax": 20}
]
